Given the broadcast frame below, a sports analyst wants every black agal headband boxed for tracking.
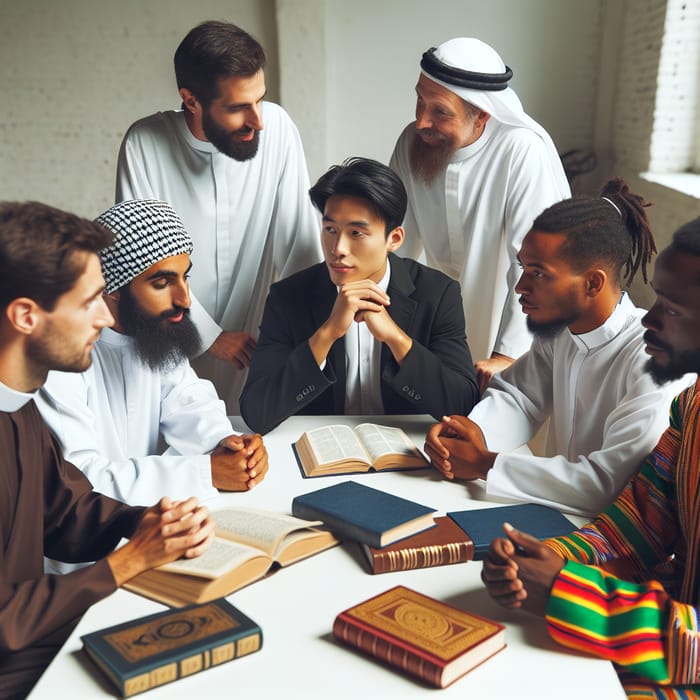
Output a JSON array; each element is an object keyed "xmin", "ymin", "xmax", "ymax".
[{"xmin": 420, "ymin": 47, "xmax": 513, "ymax": 91}]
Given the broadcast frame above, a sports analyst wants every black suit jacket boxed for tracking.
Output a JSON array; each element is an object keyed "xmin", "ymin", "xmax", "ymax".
[{"xmin": 240, "ymin": 254, "xmax": 478, "ymax": 434}]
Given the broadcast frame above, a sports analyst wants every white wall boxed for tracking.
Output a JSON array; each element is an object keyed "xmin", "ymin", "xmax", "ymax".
[{"xmin": 0, "ymin": 0, "xmax": 279, "ymax": 216}]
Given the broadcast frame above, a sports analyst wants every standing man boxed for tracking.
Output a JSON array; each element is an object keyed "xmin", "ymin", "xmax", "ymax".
[
  {"xmin": 390, "ymin": 37, "xmax": 570, "ymax": 389},
  {"xmin": 36, "ymin": 200, "xmax": 267, "ymax": 514},
  {"xmin": 240, "ymin": 158, "xmax": 479, "ymax": 434},
  {"xmin": 0, "ymin": 201, "xmax": 213, "ymax": 699},
  {"xmin": 481, "ymin": 218, "xmax": 700, "ymax": 697},
  {"xmin": 425, "ymin": 180, "xmax": 693, "ymax": 517},
  {"xmin": 116, "ymin": 20, "xmax": 321, "ymax": 411}
]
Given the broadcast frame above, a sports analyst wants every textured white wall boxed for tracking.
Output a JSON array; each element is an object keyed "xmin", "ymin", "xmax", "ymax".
[
  {"xmin": 0, "ymin": 0, "xmax": 279, "ymax": 216},
  {"xmin": 608, "ymin": 0, "xmax": 700, "ymax": 308}
]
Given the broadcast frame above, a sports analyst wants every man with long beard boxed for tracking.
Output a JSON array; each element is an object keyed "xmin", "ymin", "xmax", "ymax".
[
  {"xmin": 390, "ymin": 37, "xmax": 570, "ymax": 391},
  {"xmin": 481, "ymin": 217, "xmax": 700, "ymax": 698},
  {"xmin": 116, "ymin": 20, "xmax": 321, "ymax": 413},
  {"xmin": 0, "ymin": 201, "xmax": 213, "ymax": 698},
  {"xmin": 424, "ymin": 181, "xmax": 693, "ymax": 518},
  {"xmin": 36, "ymin": 200, "xmax": 268, "ymax": 525}
]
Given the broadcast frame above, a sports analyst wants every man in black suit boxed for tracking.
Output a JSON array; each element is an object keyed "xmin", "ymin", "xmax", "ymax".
[{"xmin": 240, "ymin": 158, "xmax": 478, "ymax": 434}]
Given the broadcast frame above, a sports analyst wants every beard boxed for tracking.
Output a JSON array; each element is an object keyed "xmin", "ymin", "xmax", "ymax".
[
  {"xmin": 525, "ymin": 316, "xmax": 572, "ymax": 339},
  {"xmin": 201, "ymin": 107, "xmax": 260, "ymax": 161},
  {"xmin": 643, "ymin": 331, "xmax": 700, "ymax": 385},
  {"xmin": 118, "ymin": 286, "xmax": 202, "ymax": 372},
  {"xmin": 408, "ymin": 130, "xmax": 458, "ymax": 184}
]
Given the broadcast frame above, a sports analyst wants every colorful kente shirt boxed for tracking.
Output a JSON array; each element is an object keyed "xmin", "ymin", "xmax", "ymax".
[{"xmin": 545, "ymin": 381, "xmax": 700, "ymax": 699}]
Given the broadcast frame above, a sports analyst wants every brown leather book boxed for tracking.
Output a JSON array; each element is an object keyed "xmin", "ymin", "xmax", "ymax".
[
  {"xmin": 362, "ymin": 516, "xmax": 474, "ymax": 573},
  {"xmin": 333, "ymin": 586, "xmax": 505, "ymax": 688}
]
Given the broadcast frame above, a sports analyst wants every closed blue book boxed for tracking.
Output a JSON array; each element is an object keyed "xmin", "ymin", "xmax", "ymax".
[
  {"xmin": 447, "ymin": 504, "xmax": 575, "ymax": 560},
  {"xmin": 81, "ymin": 599, "xmax": 262, "ymax": 697},
  {"xmin": 292, "ymin": 480, "xmax": 436, "ymax": 547}
]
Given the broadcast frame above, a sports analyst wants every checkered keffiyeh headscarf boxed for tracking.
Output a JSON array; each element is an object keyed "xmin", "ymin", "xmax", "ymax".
[{"xmin": 95, "ymin": 200, "xmax": 193, "ymax": 294}]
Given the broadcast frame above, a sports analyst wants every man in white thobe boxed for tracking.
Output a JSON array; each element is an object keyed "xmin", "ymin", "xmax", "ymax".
[
  {"xmin": 425, "ymin": 184, "xmax": 694, "ymax": 517},
  {"xmin": 390, "ymin": 37, "xmax": 570, "ymax": 391},
  {"xmin": 116, "ymin": 21, "xmax": 321, "ymax": 412},
  {"xmin": 36, "ymin": 200, "xmax": 268, "ymax": 514}
]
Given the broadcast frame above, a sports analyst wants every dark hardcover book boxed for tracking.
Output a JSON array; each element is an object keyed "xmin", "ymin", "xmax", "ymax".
[
  {"xmin": 362, "ymin": 516, "xmax": 474, "ymax": 574},
  {"xmin": 81, "ymin": 599, "xmax": 262, "ymax": 697},
  {"xmin": 447, "ymin": 503, "xmax": 576, "ymax": 560},
  {"xmin": 291, "ymin": 480, "xmax": 436, "ymax": 547},
  {"xmin": 333, "ymin": 585, "xmax": 505, "ymax": 688}
]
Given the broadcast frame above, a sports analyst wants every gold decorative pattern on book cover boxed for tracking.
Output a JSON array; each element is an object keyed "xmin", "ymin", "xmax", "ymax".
[
  {"xmin": 344, "ymin": 587, "xmax": 500, "ymax": 660},
  {"xmin": 104, "ymin": 603, "xmax": 241, "ymax": 663}
]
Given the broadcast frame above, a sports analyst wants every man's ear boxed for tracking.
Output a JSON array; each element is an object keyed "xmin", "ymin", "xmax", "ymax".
[
  {"xmin": 179, "ymin": 88, "xmax": 201, "ymax": 117},
  {"xmin": 5, "ymin": 298, "xmax": 42, "ymax": 335},
  {"xmin": 585, "ymin": 269, "xmax": 607, "ymax": 297},
  {"xmin": 386, "ymin": 226, "xmax": 405, "ymax": 253}
]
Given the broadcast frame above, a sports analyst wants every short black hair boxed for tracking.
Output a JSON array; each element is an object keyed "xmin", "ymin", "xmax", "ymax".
[
  {"xmin": 309, "ymin": 158, "xmax": 407, "ymax": 235},
  {"xmin": 670, "ymin": 216, "xmax": 700, "ymax": 256},
  {"xmin": 0, "ymin": 201, "xmax": 112, "ymax": 312},
  {"xmin": 174, "ymin": 20, "xmax": 266, "ymax": 105},
  {"xmin": 531, "ymin": 177, "xmax": 656, "ymax": 286}
]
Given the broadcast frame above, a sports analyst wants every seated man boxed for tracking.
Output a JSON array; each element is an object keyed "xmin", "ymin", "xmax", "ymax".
[
  {"xmin": 0, "ymin": 201, "xmax": 212, "ymax": 699},
  {"xmin": 425, "ymin": 179, "xmax": 692, "ymax": 516},
  {"xmin": 240, "ymin": 157, "xmax": 479, "ymax": 434},
  {"xmin": 481, "ymin": 219, "xmax": 700, "ymax": 697},
  {"xmin": 36, "ymin": 199, "xmax": 268, "ymax": 511}
]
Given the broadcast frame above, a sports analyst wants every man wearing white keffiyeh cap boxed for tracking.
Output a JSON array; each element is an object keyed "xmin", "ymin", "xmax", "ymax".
[
  {"xmin": 36, "ymin": 200, "xmax": 268, "ymax": 553},
  {"xmin": 390, "ymin": 37, "xmax": 570, "ymax": 392}
]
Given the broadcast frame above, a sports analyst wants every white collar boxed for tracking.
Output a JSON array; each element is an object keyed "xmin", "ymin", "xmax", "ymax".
[
  {"xmin": 0, "ymin": 379, "xmax": 35, "ymax": 412},
  {"xmin": 570, "ymin": 293, "xmax": 635, "ymax": 350}
]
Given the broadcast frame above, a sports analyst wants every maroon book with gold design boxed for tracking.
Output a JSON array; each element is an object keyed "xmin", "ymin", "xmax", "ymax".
[
  {"xmin": 362, "ymin": 516, "xmax": 474, "ymax": 574},
  {"xmin": 333, "ymin": 586, "xmax": 505, "ymax": 688}
]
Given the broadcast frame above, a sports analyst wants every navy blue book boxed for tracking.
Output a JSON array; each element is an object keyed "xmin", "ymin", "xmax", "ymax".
[
  {"xmin": 447, "ymin": 504, "xmax": 576, "ymax": 560},
  {"xmin": 81, "ymin": 599, "xmax": 261, "ymax": 697},
  {"xmin": 292, "ymin": 480, "xmax": 436, "ymax": 547}
]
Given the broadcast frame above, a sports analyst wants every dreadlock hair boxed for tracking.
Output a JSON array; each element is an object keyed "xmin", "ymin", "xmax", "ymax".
[{"xmin": 531, "ymin": 177, "xmax": 656, "ymax": 287}]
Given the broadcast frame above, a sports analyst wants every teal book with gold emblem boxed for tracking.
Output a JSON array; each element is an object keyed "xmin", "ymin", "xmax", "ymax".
[{"xmin": 81, "ymin": 599, "xmax": 262, "ymax": 697}]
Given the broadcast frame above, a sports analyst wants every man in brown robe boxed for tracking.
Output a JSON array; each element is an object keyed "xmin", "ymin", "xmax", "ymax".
[{"xmin": 0, "ymin": 201, "xmax": 215, "ymax": 699}]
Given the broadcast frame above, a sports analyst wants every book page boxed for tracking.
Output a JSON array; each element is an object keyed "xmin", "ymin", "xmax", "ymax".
[
  {"xmin": 158, "ymin": 537, "xmax": 265, "ymax": 579},
  {"xmin": 305, "ymin": 425, "xmax": 370, "ymax": 465},
  {"xmin": 213, "ymin": 508, "xmax": 323, "ymax": 556},
  {"xmin": 355, "ymin": 423, "xmax": 421, "ymax": 462}
]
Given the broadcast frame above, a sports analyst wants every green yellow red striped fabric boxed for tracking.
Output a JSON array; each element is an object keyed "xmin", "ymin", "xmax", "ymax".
[{"xmin": 544, "ymin": 382, "xmax": 700, "ymax": 698}]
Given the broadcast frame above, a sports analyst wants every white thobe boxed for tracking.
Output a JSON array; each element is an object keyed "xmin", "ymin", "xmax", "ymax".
[
  {"xmin": 390, "ymin": 118, "xmax": 570, "ymax": 362},
  {"xmin": 468, "ymin": 294, "xmax": 694, "ymax": 516},
  {"xmin": 116, "ymin": 104, "xmax": 322, "ymax": 412},
  {"xmin": 35, "ymin": 327, "xmax": 234, "ymax": 508}
]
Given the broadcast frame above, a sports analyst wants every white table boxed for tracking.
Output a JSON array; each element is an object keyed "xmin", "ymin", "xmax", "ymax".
[{"xmin": 29, "ymin": 415, "xmax": 625, "ymax": 699}]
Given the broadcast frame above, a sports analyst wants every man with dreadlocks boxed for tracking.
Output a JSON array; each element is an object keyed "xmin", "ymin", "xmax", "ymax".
[
  {"xmin": 425, "ymin": 179, "xmax": 693, "ymax": 517},
  {"xmin": 482, "ymin": 217, "xmax": 700, "ymax": 698}
]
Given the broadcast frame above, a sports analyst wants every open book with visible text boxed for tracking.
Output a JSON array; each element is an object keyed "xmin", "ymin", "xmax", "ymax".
[
  {"xmin": 124, "ymin": 508, "xmax": 339, "ymax": 607},
  {"xmin": 293, "ymin": 422, "xmax": 429, "ymax": 478}
]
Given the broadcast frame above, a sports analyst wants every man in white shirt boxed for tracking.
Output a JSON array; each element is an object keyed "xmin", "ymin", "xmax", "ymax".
[
  {"xmin": 425, "ymin": 180, "xmax": 693, "ymax": 517},
  {"xmin": 36, "ymin": 200, "xmax": 268, "ymax": 510},
  {"xmin": 390, "ymin": 37, "xmax": 570, "ymax": 391},
  {"xmin": 240, "ymin": 158, "xmax": 479, "ymax": 434},
  {"xmin": 116, "ymin": 20, "xmax": 321, "ymax": 412}
]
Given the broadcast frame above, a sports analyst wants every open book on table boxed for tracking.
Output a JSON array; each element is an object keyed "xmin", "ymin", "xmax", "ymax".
[
  {"xmin": 124, "ymin": 507, "xmax": 339, "ymax": 607},
  {"xmin": 293, "ymin": 422, "xmax": 429, "ymax": 478}
]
